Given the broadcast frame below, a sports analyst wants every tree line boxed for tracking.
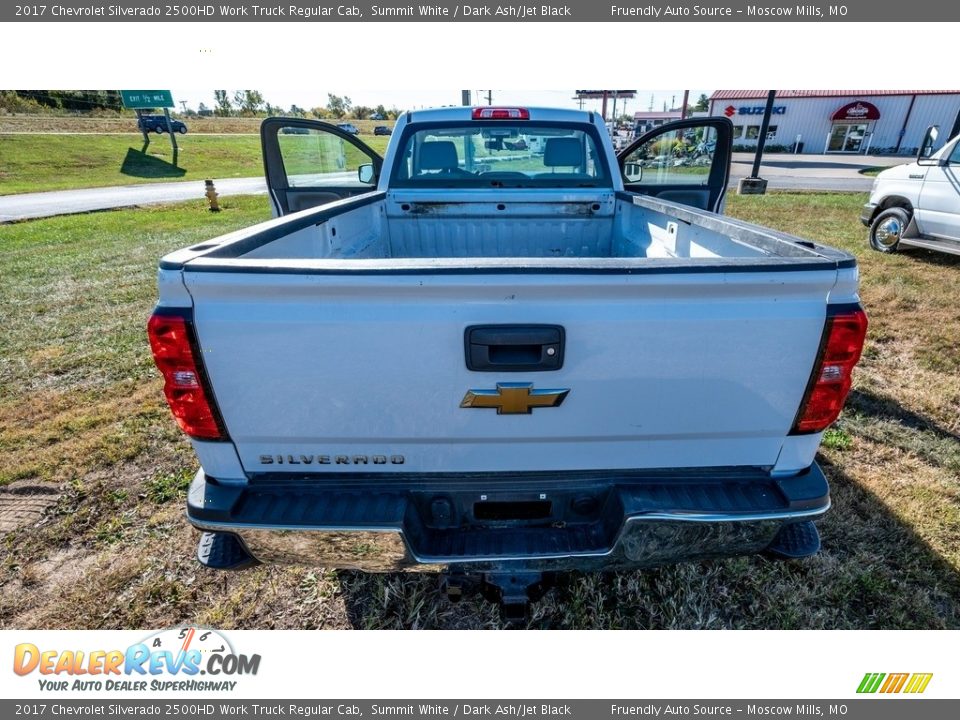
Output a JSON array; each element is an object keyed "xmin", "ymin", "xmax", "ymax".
[
  {"xmin": 0, "ymin": 90, "xmax": 403, "ymax": 121},
  {"xmin": 206, "ymin": 91, "xmax": 402, "ymax": 120}
]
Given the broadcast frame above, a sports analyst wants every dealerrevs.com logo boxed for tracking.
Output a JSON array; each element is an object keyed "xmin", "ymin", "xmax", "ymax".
[
  {"xmin": 857, "ymin": 672, "xmax": 933, "ymax": 694},
  {"xmin": 13, "ymin": 627, "xmax": 260, "ymax": 692}
]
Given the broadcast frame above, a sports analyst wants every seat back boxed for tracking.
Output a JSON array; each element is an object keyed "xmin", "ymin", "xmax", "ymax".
[
  {"xmin": 419, "ymin": 141, "xmax": 459, "ymax": 172},
  {"xmin": 543, "ymin": 137, "xmax": 583, "ymax": 168}
]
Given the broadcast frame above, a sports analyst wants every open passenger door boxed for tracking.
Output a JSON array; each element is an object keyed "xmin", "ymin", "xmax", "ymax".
[
  {"xmin": 261, "ymin": 117, "xmax": 384, "ymax": 216},
  {"xmin": 617, "ymin": 117, "xmax": 733, "ymax": 213}
]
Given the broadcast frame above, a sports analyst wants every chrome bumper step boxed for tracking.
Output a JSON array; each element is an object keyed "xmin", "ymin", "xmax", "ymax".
[{"xmin": 188, "ymin": 465, "xmax": 830, "ymax": 572}]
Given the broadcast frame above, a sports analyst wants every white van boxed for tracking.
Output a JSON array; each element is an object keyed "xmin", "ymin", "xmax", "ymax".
[{"xmin": 862, "ymin": 126, "xmax": 960, "ymax": 255}]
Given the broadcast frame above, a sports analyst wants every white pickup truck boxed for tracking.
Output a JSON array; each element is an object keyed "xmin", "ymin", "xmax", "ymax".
[{"xmin": 149, "ymin": 106, "xmax": 866, "ymax": 614}]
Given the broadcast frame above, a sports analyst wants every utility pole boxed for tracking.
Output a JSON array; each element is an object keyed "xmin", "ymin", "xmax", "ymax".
[
  {"xmin": 485, "ymin": 90, "xmax": 493, "ymax": 106},
  {"xmin": 461, "ymin": 90, "xmax": 471, "ymax": 106},
  {"xmin": 681, "ymin": 90, "xmax": 689, "ymax": 120},
  {"xmin": 179, "ymin": 100, "xmax": 188, "ymax": 113}
]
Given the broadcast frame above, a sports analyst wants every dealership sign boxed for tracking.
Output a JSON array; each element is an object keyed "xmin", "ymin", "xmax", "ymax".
[
  {"xmin": 832, "ymin": 101, "xmax": 881, "ymax": 121},
  {"xmin": 724, "ymin": 104, "xmax": 787, "ymax": 117}
]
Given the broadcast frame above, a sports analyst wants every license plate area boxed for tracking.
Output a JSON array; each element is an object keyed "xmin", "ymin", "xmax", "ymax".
[{"xmin": 474, "ymin": 500, "xmax": 552, "ymax": 521}]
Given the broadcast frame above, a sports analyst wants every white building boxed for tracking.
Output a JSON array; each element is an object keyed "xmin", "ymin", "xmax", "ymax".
[{"xmin": 708, "ymin": 90, "xmax": 960, "ymax": 155}]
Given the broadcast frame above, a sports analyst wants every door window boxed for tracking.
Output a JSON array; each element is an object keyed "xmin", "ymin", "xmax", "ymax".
[
  {"xmin": 948, "ymin": 142, "xmax": 960, "ymax": 165},
  {"xmin": 620, "ymin": 125, "xmax": 716, "ymax": 185},
  {"xmin": 278, "ymin": 126, "xmax": 375, "ymax": 188}
]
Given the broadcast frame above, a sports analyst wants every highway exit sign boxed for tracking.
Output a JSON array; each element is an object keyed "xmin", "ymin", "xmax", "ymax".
[{"xmin": 120, "ymin": 90, "xmax": 174, "ymax": 109}]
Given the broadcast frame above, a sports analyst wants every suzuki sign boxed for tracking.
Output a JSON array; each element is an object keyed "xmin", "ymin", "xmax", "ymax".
[{"xmin": 725, "ymin": 104, "xmax": 787, "ymax": 117}]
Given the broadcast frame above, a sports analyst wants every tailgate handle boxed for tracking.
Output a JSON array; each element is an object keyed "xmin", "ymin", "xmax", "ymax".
[{"xmin": 465, "ymin": 325, "xmax": 564, "ymax": 372}]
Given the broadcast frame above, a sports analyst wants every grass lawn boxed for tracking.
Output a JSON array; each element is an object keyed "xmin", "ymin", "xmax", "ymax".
[
  {"xmin": 0, "ymin": 134, "xmax": 391, "ymax": 195},
  {"xmin": 1, "ymin": 192, "xmax": 958, "ymax": 629}
]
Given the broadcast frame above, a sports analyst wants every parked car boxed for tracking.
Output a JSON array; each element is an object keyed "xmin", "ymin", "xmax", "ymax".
[
  {"xmin": 137, "ymin": 114, "xmax": 187, "ymax": 135},
  {"xmin": 150, "ymin": 108, "xmax": 866, "ymax": 617},
  {"xmin": 280, "ymin": 126, "xmax": 310, "ymax": 135},
  {"xmin": 336, "ymin": 122, "xmax": 360, "ymax": 135},
  {"xmin": 862, "ymin": 126, "xmax": 960, "ymax": 256},
  {"xmin": 373, "ymin": 125, "xmax": 392, "ymax": 136}
]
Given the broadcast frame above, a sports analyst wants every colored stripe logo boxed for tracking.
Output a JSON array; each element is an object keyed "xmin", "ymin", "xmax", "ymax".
[{"xmin": 857, "ymin": 672, "xmax": 933, "ymax": 694}]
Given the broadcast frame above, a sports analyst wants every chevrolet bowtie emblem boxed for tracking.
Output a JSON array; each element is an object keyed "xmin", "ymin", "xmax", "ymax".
[{"xmin": 460, "ymin": 383, "xmax": 569, "ymax": 415}]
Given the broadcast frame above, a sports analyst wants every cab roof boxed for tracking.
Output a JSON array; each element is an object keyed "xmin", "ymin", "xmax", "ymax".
[{"xmin": 402, "ymin": 106, "xmax": 598, "ymax": 124}]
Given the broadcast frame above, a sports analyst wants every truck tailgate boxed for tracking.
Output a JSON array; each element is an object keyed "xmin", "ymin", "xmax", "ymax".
[{"xmin": 183, "ymin": 269, "xmax": 836, "ymax": 475}]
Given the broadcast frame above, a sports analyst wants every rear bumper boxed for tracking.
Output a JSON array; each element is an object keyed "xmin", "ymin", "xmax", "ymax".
[
  {"xmin": 186, "ymin": 466, "xmax": 830, "ymax": 572},
  {"xmin": 860, "ymin": 202, "xmax": 878, "ymax": 226}
]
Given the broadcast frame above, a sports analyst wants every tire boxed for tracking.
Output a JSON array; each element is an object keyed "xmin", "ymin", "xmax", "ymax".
[
  {"xmin": 869, "ymin": 206, "xmax": 910, "ymax": 253},
  {"xmin": 177, "ymin": 125, "xmax": 187, "ymax": 135},
  {"xmin": 154, "ymin": 126, "xmax": 165, "ymax": 135}
]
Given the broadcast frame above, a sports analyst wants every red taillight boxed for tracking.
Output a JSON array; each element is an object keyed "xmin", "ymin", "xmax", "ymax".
[
  {"xmin": 793, "ymin": 307, "xmax": 868, "ymax": 434},
  {"xmin": 472, "ymin": 107, "xmax": 530, "ymax": 120},
  {"xmin": 147, "ymin": 312, "xmax": 225, "ymax": 441}
]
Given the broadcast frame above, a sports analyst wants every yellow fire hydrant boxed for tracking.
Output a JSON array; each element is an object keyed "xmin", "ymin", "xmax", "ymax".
[{"xmin": 205, "ymin": 179, "xmax": 221, "ymax": 212}]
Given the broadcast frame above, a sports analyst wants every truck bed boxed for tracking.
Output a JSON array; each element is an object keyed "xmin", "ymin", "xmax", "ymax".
[
  {"xmin": 161, "ymin": 191, "xmax": 853, "ymax": 269},
  {"xmin": 157, "ymin": 189, "xmax": 858, "ymax": 483}
]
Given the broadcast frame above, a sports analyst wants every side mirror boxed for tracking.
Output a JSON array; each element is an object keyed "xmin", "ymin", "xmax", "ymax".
[
  {"xmin": 358, "ymin": 163, "xmax": 376, "ymax": 184},
  {"xmin": 917, "ymin": 125, "xmax": 940, "ymax": 165},
  {"xmin": 623, "ymin": 161, "xmax": 643, "ymax": 183}
]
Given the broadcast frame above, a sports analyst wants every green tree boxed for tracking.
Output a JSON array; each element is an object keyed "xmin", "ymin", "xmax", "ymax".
[
  {"xmin": 213, "ymin": 90, "xmax": 232, "ymax": 117},
  {"xmin": 351, "ymin": 105, "xmax": 374, "ymax": 120},
  {"xmin": 232, "ymin": 90, "xmax": 265, "ymax": 116},
  {"xmin": 326, "ymin": 93, "xmax": 352, "ymax": 119},
  {"xmin": 695, "ymin": 93, "xmax": 709, "ymax": 112}
]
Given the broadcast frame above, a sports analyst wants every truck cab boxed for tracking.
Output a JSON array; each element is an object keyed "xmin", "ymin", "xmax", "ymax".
[{"xmin": 862, "ymin": 126, "xmax": 960, "ymax": 255}]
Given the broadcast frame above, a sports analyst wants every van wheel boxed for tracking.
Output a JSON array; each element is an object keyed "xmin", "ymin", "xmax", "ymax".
[
  {"xmin": 869, "ymin": 207, "xmax": 910, "ymax": 253},
  {"xmin": 177, "ymin": 126, "xmax": 187, "ymax": 134},
  {"xmin": 154, "ymin": 126, "xmax": 165, "ymax": 134}
]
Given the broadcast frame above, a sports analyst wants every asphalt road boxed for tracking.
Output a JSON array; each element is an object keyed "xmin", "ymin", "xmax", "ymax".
[
  {"xmin": 0, "ymin": 177, "xmax": 268, "ymax": 222},
  {"xmin": 0, "ymin": 153, "xmax": 902, "ymax": 222}
]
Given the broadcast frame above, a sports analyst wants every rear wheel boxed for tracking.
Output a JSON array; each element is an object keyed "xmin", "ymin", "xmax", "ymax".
[
  {"xmin": 869, "ymin": 206, "xmax": 910, "ymax": 253},
  {"xmin": 177, "ymin": 125, "xmax": 187, "ymax": 135},
  {"xmin": 154, "ymin": 126, "xmax": 165, "ymax": 135}
]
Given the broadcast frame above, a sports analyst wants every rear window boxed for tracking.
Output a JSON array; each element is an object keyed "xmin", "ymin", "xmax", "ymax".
[{"xmin": 390, "ymin": 122, "xmax": 610, "ymax": 188}]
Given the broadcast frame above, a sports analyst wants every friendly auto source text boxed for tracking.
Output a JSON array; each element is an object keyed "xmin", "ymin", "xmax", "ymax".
[{"xmin": 610, "ymin": 5, "xmax": 836, "ymax": 17}]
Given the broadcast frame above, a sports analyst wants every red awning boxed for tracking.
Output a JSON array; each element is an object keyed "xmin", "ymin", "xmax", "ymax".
[{"xmin": 832, "ymin": 101, "xmax": 881, "ymax": 121}]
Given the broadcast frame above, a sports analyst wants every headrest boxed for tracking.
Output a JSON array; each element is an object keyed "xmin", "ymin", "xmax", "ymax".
[
  {"xmin": 544, "ymin": 137, "xmax": 583, "ymax": 167},
  {"xmin": 419, "ymin": 141, "xmax": 459, "ymax": 171}
]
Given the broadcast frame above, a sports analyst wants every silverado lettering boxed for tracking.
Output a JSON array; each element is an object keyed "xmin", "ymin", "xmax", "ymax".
[{"xmin": 258, "ymin": 455, "xmax": 404, "ymax": 465}]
